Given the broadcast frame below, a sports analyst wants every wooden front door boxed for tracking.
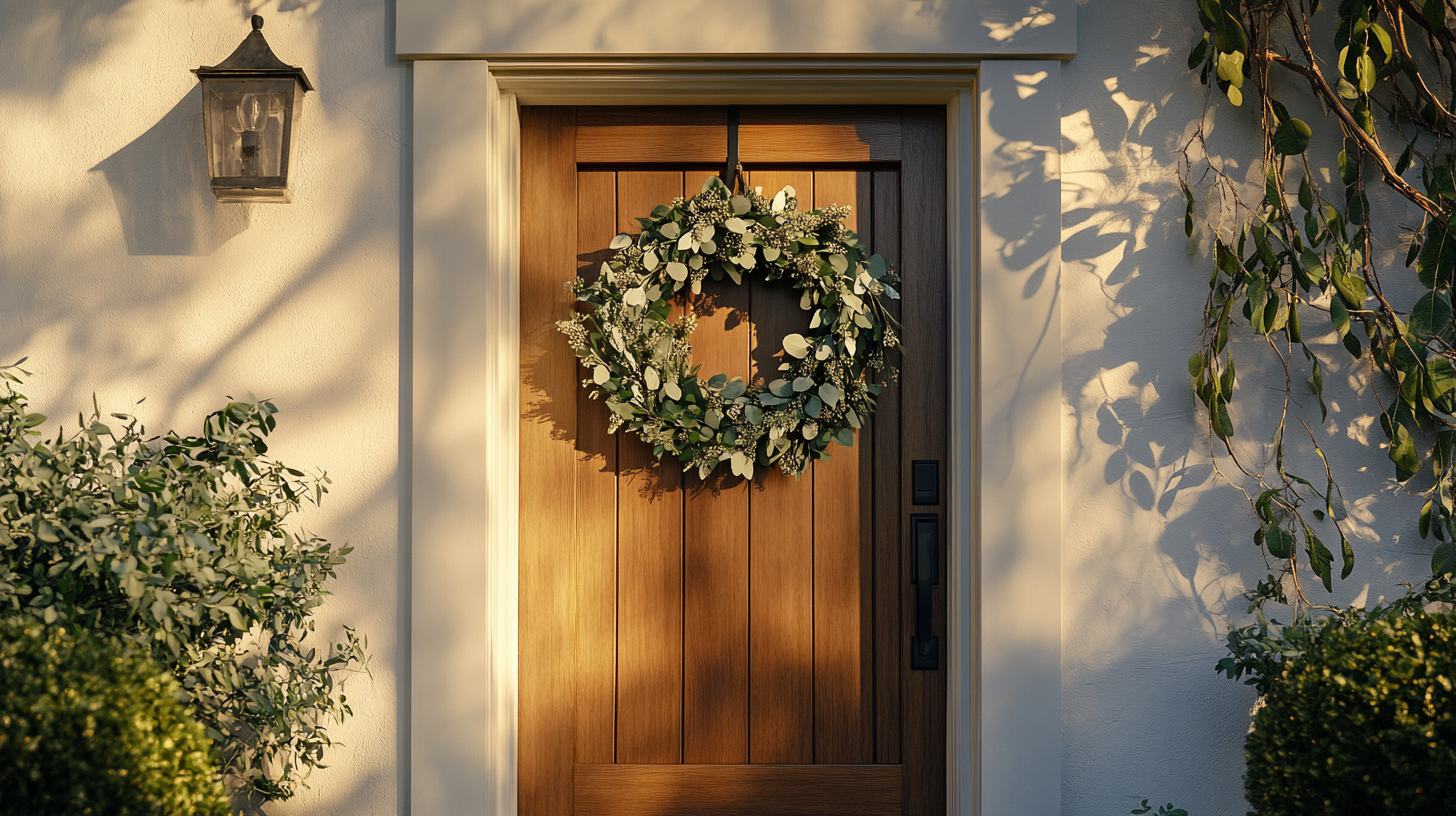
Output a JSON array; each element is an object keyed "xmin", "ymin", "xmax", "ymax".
[{"xmin": 520, "ymin": 106, "xmax": 948, "ymax": 816}]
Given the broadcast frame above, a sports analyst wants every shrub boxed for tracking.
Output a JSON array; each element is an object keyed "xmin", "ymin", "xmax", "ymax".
[
  {"xmin": 0, "ymin": 618, "xmax": 229, "ymax": 816},
  {"xmin": 1244, "ymin": 611, "xmax": 1456, "ymax": 814},
  {"xmin": 0, "ymin": 369, "xmax": 366, "ymax": 800}
]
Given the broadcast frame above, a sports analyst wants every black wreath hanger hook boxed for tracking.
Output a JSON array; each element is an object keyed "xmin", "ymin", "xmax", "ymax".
[{"xmin": 721, "ymin": 105, "xmax": 745, "ymax": 194}]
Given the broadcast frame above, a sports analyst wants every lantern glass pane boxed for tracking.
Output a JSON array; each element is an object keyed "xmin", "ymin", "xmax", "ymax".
[{"xmin": 204, "ymin": 79, "xmax": 295, "ymax": 180}]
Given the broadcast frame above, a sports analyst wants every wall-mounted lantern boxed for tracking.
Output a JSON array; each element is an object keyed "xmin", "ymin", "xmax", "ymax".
[{"xmin": 194, "ymin": 16, "xmax": 313, "ymax": 203}]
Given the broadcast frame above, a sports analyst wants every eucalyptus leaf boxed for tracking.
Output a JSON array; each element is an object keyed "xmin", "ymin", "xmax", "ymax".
[
  {"xmin": 1330, "ymin": 297, "xmax": 1351, "ymax": 335},
  {"xmin": 1434, "ymin": 540, "xmax": 1456, "ymax": 575},
  {"xmin": 1189, "ymin": 33, "xmax": 1210, "ymax": 69},
  {"xmin": 1390, "ymin": 418, "xmax": 1419, "ymax": 481},
  {"xmin": 783, "ymin": 333, "xmax": 812, "ymax": 359},
  {"xmin": 1262, "ymin": 524, "xmax": 1295, "ymax": 558},
  {"xmin": 1357, "ymin": 53, "xmax": 1376, "ymax": 93},
  {"xmin": 1370, "ymin": 22, "xmax": 1393, "ymax": 63},
  {"xmin": 1217, "ymin": 50, "xmax": 1245, "ymax": 86},
  {"xmin": 1299, "ymin": 249, "xmax": 1326, "ymax": 283},
  {"xmin": 1410, "ymin": 290, "xmax": 1452, "ymax": 339},
  {"xmin": 1305, "ymin": 531, "xmax": 1335, "ymax": 592},
  {"xmin": 1272, "ymin": 117, "xmax": 1312, "ymax": 156},
  {"xmin": 1396, "ymin": 137, "xmax": 1416, "ymax": 175}
]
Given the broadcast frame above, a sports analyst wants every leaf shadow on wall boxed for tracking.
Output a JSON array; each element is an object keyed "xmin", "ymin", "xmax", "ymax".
[{"xmin": 91, "ymin": 88, "xmax": 250, "ymax": 256}]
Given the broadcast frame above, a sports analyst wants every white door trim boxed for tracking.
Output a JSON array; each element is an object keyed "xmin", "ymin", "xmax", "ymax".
[{"xmin": 409, "ymin": 58, "xmax": 1062, "ymax": 816}]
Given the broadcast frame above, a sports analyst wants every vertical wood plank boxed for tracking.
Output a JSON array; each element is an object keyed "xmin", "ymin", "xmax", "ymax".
[
  {"xmin": 870, "ymin": 170, "xmax": 903, "ymax": 766},
  {"xmin": 899, "ymin": 107, "xmax": 948, "ymax": 816},
  {"xmin": 616, "ymin": 171, "xmax": 687, "ymax": 765},
  {"xmin": 683, "ymin": 177, "xmax": 752, "ymax": 765},
  {"xmin": 811, "ymin": 171, "xmax": 872, "ymax": 764},
  {"xmin": 575, "ymin": 170, "xmax": 619, "ymax": 765},
  {"xmin": 853, "ymin": 172, "xmax": 879, "ymax": 767},
  {"xmin": 746, "ymin": 169, "xmax": 816, "ymax": 765},
  {"xmin": 520, "ymin": 106, "xmax": 579, "ymax": 816}
]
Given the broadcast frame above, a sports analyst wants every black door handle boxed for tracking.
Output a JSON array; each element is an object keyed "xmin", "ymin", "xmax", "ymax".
[{"xmin": 910, "ymin": 513, "xmax": 939, "ymax": 670}]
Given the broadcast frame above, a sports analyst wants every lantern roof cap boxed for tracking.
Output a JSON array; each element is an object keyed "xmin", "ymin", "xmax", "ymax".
[{"xmin": 193, "ymin": 16, "xmax": 314, "ymax": 91}]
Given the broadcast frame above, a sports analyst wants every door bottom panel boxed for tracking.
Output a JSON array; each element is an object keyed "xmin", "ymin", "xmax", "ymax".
[{"xmin": 573, "ymin": 763, "xmax": 904, "ymax": 816}]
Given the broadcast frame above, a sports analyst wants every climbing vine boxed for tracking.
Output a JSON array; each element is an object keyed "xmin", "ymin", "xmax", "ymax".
[{"xmin": 1182, "ymin": 0, "xmax": 1456, "ymax": 616}]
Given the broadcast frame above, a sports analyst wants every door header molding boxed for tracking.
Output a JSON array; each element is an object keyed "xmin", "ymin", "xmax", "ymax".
[
  {"xmin": 396, "ymin": 0, "xmax": 1076, "ymax": 61},
  {"xmin": 480, "ymin": 57, "xmax": 980, "ymax": 105}
]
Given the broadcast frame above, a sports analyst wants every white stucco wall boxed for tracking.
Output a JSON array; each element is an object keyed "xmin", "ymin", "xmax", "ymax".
[
  {"xmin": 1, "ymin": 2, "xmax": 406, "ymax": 814},
  {"xmin": 396, "ymin": 0, "xmax": 1076, "ymax": 58},
  {"xmin": 3, "ymin": 1, "xmax": 1442, "ymax": 814}
]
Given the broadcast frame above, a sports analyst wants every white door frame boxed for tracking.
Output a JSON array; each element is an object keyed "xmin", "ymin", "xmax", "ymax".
[{"xmin": 409, "ymin": 58, "xmax": 1062, "ymax": 816}]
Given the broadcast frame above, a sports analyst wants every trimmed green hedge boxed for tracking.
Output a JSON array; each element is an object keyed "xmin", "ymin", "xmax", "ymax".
[
  {"xmin": 1244, "ymin": 611, "xmax": 1456, "ymax": 814},
  {"xmin": 0, "ymin": 619, "xmax": 229, "ymax": 816}
]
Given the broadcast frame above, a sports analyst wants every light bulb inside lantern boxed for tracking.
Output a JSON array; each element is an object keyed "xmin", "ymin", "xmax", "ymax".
[
  {"xmin": 238, "ymin": 93, "xmax": 265, "ymax": 131},
  {"xmin": 235, "ymin": 93, "xmax": 266, "ymax": 176}
]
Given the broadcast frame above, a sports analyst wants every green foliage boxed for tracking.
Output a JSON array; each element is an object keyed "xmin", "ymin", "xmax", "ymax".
[
  {"xmin": 1131, "ymin": 800, "xmax": 1188, "ymax": 816},
  {"xmin": 1183, "ymin": 0, "xmax": 1456, "ymax": 607},
  {"xmin": 557, "ymin": 175, "xmax": 900, "ymax": 480},
  {"xmin": 0, "ymin": 618, "xmax": 229, "ymax": 816},
  {"xmin": 0, "ymin": 367, "xmax": 366, "ymax": 800},
  {"xmin": 1244, "ymin": 609, "xmax": 1456, "ymax": 814},
  {"xmin": 1219, "ymin": 574, "xmax": 1456, "ymax": 689}
]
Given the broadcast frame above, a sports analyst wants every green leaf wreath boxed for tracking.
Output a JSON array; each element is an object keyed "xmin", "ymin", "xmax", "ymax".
[{"xmin": 557, "ymin": 176, "xmax": 902, "ymax": 479}]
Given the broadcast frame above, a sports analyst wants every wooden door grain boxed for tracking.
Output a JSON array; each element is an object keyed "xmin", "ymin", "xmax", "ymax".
[
  {"xmin": 682, "ymin": 190, "xmax": 753, "ymax": 765},
  {"xmin": 521, "ymin": 106, "xmax": 949, "ymax": 816},
  {"xmin": 811, "ymin": 170, "xmax": 875, "ymax": 766},
  {"xmin": 613, "ymin": 171, "xmax": 687, "ymax": 766},
  {"xmin": 520, "ymin": 106, "xmax": 579, "ymax": 816}
]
